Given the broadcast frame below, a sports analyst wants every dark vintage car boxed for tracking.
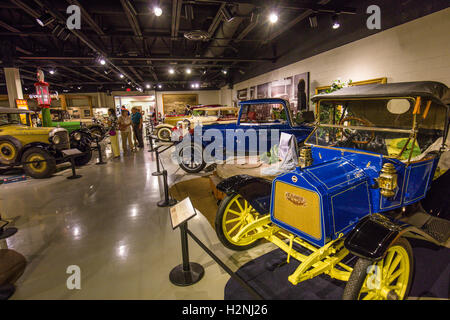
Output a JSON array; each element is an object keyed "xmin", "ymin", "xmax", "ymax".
[
  {"xmin": 214, "ymin": 81, "xmax": 450, "ymax": 300},
  {"xmin": 176, "ymin": 98, "xmax": 314, "ymax": 173}
]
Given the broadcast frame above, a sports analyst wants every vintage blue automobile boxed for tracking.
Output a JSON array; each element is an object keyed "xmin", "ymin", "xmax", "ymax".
[
  {"xmin": 175, "ymin": 98, "xmax": 314, "ymax": 173},
  {"xmin": 214, "ymin": 81, "xmax": 450, "ymax": 300}
]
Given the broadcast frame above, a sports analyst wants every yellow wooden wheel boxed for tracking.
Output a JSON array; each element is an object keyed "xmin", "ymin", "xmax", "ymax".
[
  {"xmin": 21, "ymin": 147, "xmax": 56, "ymax": 179},
  {"xmin": 343, "ymin": 237, "xmax": 413, "ymax": 300},
  {"xmin": 215, "ymin": 193, "xmax": 263, "ymax": 251},
  {"xmin": 0, "ymin": 140, "xmax": 18, "ymax": 164},
  {"xmin": 27, "ymin": 154, "xmax": 47, "ymax": 173}
]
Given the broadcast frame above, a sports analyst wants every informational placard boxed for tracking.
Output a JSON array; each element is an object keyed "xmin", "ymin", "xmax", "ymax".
[{"xmin": 169, "ymin": 197, "xmax": 197, "ymax": 230}]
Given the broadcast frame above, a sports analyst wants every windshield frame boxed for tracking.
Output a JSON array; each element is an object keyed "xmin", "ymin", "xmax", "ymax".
[
  {"xmin": 306, "ymin": 96, "xmax": 447, "ymax": 162},
  {"xmin": 0, "ymin": 112, "xmax": 28, "ymax": 126}
]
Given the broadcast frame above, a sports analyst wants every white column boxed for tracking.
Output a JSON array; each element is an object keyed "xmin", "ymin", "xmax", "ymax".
[{"xmin": 4, "ymin": 68, "xmax": 24, "ymax": 108}]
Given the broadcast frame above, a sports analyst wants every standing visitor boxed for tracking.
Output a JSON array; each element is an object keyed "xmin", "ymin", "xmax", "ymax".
[
  {"xmin": 131, "ymin": 107, "xmax": 144, "ymax": 149},
  {"xmin": 107, "ymin": 108, "xmax": 120, "ymax": 158},
  {"xmin": 118, "ymin": 108, "xmax": 133, "ymax": 155}
]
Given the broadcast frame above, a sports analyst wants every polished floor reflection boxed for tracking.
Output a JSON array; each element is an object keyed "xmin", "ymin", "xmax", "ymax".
[{"xmin": 0, "ymin": 145, "xmax": 275, "ymax": 299}]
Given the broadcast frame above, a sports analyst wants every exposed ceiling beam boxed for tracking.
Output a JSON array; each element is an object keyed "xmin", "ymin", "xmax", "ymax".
[
  {"xmin": 9, "ymin": 0, "xmax": 40, "ymax": 19},
  {"xmin": 171, "ymin": 0, "xmax": 183, "ymax": 38},
  {"xmin": 265, "ymin": 0, "xmax": 332, "ymax": 43},
  {"xmin": 128, "ymin": 65, "xmax": 144, "ymax": 82},
  {"xmin": 18, "ymin": 56, "xmax": 273, "ymax": 62},
  {"xmin": 121, "ymin": 0, "xmax": 142, "ymax": 38},
  {"xmin": 11, "ymin": 0, "xmax": 141, "ymax": 88}
]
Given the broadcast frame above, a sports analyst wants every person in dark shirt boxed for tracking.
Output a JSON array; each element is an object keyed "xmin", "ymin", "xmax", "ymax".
[{"xmin": 131, "ymin": 107, "xmax": 144, "ymax": 149}]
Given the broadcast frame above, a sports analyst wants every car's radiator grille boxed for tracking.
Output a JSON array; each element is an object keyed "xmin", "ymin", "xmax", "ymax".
[
  {"xmin": 55, "ymin": 131, "xmax": 70, "ymax": 149},
  {"xmin": 273, "ymin": 181, "xmax": 322, "ymax": 239}
]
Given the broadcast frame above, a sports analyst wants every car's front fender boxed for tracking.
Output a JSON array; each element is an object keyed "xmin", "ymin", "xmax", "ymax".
[{"xmin": 217, "ymin": 174, "xmax": 272, "ymax": 215}]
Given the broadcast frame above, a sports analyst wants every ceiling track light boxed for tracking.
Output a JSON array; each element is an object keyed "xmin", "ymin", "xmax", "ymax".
[
  {"xmin": 309, "ymin": 15, "xmax": 318, "ymax": 28},
  {"xmin": 269, "ymin": 12, "xmax": 278, "ymax": 24},
  {"xmin": 186, "ymin": 68, "xmax": 192, "ymax": 74},
  {"xmin": 153, "ymin": 5, "xmax": 162, "ymax": 17},
  {"xmin": 220, "ymin": 6, "xmax": 234, "ymax": 22},
  {"xmin": 36, "ymin": 14, "xmax": 55, "ymax": 27},
  {"xmin": 332, "ymin": 14, "xmax": 340, "ymax": 29}
]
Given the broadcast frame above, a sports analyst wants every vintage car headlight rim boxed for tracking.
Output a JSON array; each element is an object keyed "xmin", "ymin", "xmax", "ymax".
[
  {"xmin": 73, "ymin": 132, "xmax": 82, "ymax": 141},
  {"xmin": 52, "ymin": 135, "xmax": 61, "ymax": 144}
]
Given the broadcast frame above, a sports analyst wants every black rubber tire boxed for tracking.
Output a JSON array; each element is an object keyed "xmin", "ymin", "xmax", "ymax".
[
  {"xmin": 178, "ymin": 143, "xmax": 206, "ymax": 174},
  {"xmin": 21, "ymin": 147, "xmax": 56, "ymax": 179},
  {"xmin": 214, "ymin": 193, "xmax": 262, "ymax": 251},
  {"xmin": 157, "ymin": 127, "xmax": 172, "ymax": 142},
  {"xmin": 0, "ymin": 138, "xmax": 20, "ymax": 165},
  {"xmin": 343, "ymin": 237, "xmax": 414, "ymax": 300}
]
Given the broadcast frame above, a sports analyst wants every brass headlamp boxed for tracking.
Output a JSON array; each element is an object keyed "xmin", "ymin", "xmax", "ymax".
[
  {"xmin": 298, "ymin": 145, "xmax": 313, "ymax": 168},
  {"xmin": 378, "ymin": 163, "xmax": 398, "ymax": 198}
]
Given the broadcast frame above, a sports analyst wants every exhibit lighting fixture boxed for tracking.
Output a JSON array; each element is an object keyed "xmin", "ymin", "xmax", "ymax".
[
  {"xmin": 119, "ymin": 74, "xmax": 124, "ymax": 79},
  {"xmin": 49, "ymin": 69, "xmax": 56, "ymax": 75},
  {"xmin": 269, "ymin": 12, "xmax": 278, "ymax": 24},
  {"xmin": 100, "ymin": 58, "xmax": 106, "ymax": 65},
  {"xmin": 36, "ymin": 14, "xmax": 55, "ymax": 27},
  {"xmin": 220, "ymin": 6, "xmax": 234, "ymax": 22},
  {"xmin": 222, "ymin": 69, "xmax": 228, "ymax": 75},
  {"xmin": 309, "ymin": 15, "xmax": 318, "ymax": 28},
  {"xmin": 332, "ymin": 14, "xmax": 340, "ymax": 29},
  {"xmin": 153, "ymin": 6, "xmax": 162, "ymax": 16},
  {"xmin": 158, "ymin": 84, "xmax": 162, "ymax": 89},
  {"xmin": 146, "ymin": 84, "xmax": 151, "ymax": 89},
  {"xmin": 169, "ymin": 68, "xmax": 175, "ymax": 74},
  {"xmin": 186, "ymin": 68, "xmax": 191, "ymax": 74}
]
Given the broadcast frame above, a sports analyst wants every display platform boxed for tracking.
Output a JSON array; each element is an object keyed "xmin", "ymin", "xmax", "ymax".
[{"xmin": 224, "ymin": 238, "xmax": 449, "ymax": 300}]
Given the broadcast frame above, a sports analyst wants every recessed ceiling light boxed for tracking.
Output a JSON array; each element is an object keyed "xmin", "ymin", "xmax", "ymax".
[
  {"xmin": 332, "ymin": 15, "xmax": 340, "ymax": 29},
  {"xmin": 269, "ymin": 13, "xmax": 278, "ymax": 24},
  {"xmin": 153, "ymin": 6, "xmax": 162, "ymax": 17}
]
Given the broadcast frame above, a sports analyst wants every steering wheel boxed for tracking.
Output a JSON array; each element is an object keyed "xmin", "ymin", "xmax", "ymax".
[{"xmin": 339, "ymin": 116, "xmax": 375, "ymax": 145}]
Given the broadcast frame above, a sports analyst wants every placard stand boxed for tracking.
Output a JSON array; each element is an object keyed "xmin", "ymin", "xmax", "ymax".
[
  {"xmin": 62, "ymin": 149, "xmax": 83, "ymax": 180},
  {"xmin": 169, "ymin": 222, "xmax": 205, "ymax": 286}
]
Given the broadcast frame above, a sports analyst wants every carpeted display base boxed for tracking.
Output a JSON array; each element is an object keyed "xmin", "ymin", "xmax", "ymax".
[
  {"xmin": 224, "ymin": 239, "xmax": 449, "ymax": 300},
  {"xmin": 169, "ymin": 176, "xmax": 219, "ymax": 229}
]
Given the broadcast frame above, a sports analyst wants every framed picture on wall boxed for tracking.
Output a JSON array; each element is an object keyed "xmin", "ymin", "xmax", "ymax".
[
  {"xmin": 162, "ymin": 94, "xmax": 198, "ymax": 115},
  {"xmin": 256, "ymin": 83, "xmax": 269, "ymax": 98},
  {"xmin": 293, "ymin": 72, "xmax": 310, "ymax": 112},
  {"xmin": 314, "ymin": 77, "xmax": 387, "ymax": 95},
  {"xmin": 237, "ymin": 88, "xmax": 248, "ymax": 101},
  {"xmin": 249, "ymin": 87, "xmax": 256, "ymax": 99}
]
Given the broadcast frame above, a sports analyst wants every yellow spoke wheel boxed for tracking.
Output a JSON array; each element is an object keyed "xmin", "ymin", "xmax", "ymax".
[
  {"xmin": 215, "ymin": 193, "xmax": 265, "ymax": 251},
  {"xmin": 343, "ymin": 237, "xmax": 413, "ymax": 300}
]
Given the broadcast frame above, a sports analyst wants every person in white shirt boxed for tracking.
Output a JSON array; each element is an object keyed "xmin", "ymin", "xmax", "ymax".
[{"xmin": 118, "ymin": 109, "xmax": 133, "ymax": 155}]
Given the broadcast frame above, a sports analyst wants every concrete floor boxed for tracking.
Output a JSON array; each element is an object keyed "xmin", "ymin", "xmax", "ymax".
[{"xmin": 0, "ymin": 141, "xmax": 276, "ymax": 299}]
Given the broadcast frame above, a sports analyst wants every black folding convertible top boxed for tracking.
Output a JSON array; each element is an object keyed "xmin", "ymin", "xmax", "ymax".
[
  {"xmin": 0, "ymin": 107, "xmax": 35, "ymax": 114},
  {"xmin": 311, "ymin": 81, "xmax": 450, "ymax": 107}
]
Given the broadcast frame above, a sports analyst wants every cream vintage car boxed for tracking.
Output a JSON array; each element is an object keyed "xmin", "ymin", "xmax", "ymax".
[{"xmin": 155, "ymin": 106, "xmax": 238, "ymax": 141}]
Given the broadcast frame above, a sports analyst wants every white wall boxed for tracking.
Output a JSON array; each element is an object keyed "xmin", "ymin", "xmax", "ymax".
[
  {"xmin": 222, "ymin": 8, "xmax": 450, "ymax": 104},
  {"xmin": 155, "ymin": 90, "xmax": 221, "ymax": 114}
]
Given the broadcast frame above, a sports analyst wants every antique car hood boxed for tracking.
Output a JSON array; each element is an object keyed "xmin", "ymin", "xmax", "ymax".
[
  {"xmin": 302, "ymin": 157, "xmax": 369, "ymax": 191},
  {"xmin": 0, "ymin": 124, "xmax": 53, "ymax": 135}
]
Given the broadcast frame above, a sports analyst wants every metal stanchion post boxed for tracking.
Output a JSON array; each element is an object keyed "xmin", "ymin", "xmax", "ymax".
[
  {"xmin": 157, "ymin": 170, "xmax": 177, "ymax": 207},
  {"xmin": 152, "ymin": 147, "xmax": 162, "ymax": 176},
  {"xmin": 169, "ymin": 222, "xmax": 205, "ymax": 286}
]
